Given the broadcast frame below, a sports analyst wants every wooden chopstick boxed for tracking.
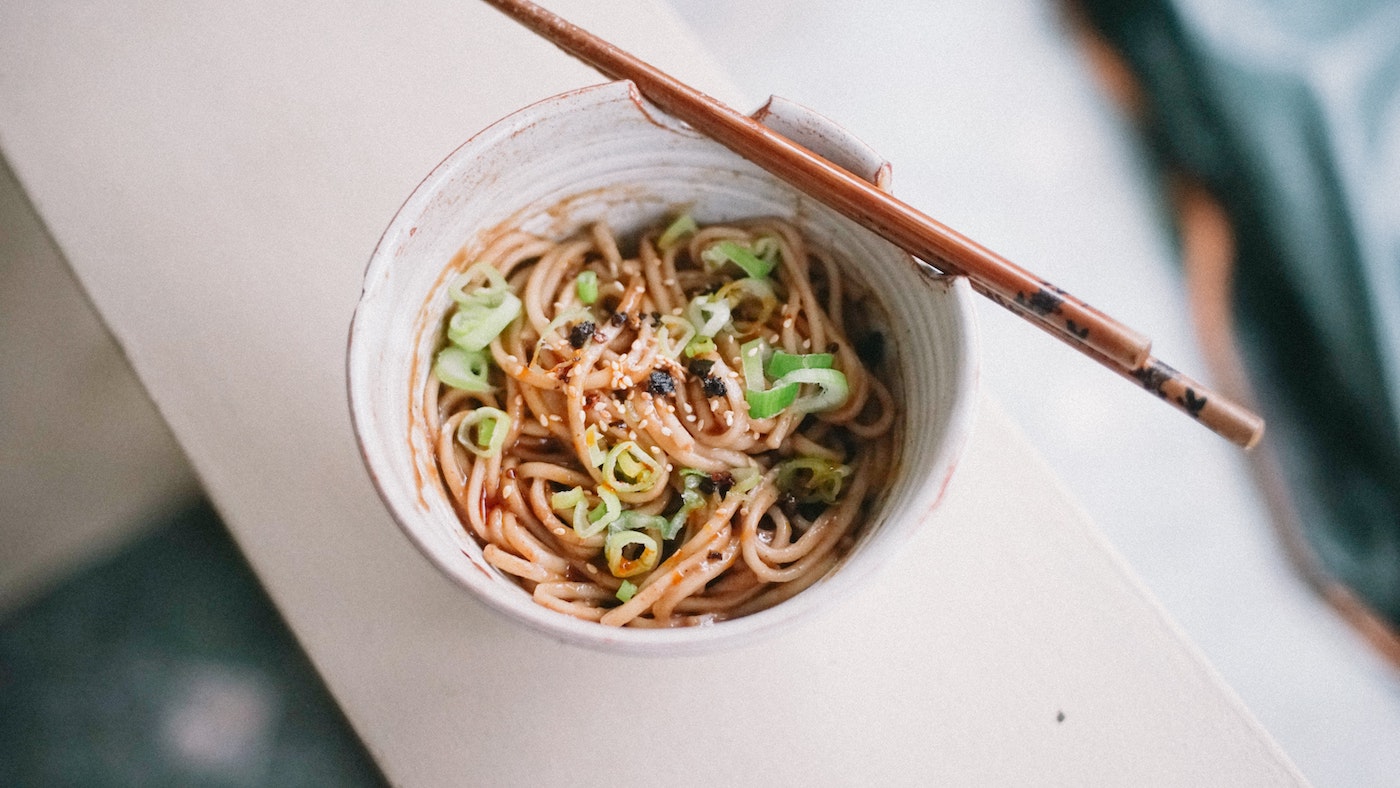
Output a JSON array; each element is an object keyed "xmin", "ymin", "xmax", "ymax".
[
  {"xmin": 987, "ymin": 281, "xmax": 1264, "ymax": 447},
  {"xmin": 482, "ymin": 0, "xmax": 1148, "ymax": 370},
  {"xmin": 481, "ymin": 0, "xmax": 1265, "ymax": 448}
]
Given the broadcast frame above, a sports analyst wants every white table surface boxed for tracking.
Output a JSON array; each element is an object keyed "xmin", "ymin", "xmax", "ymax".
[
  {"xmin": 660, "ymin": 3, "xmax": 1400, "ymax": 785},
  {"xmin": 0, "ymin": 0, "xmax": 1304, "ymax": 783}
]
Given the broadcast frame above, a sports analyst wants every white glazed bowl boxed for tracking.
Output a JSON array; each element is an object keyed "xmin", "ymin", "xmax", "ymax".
[{"xmin": 348, "ymin": 81, "xmax": 979, "ymax": 654}]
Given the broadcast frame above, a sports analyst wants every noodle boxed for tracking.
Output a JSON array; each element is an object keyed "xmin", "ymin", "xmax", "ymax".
[{"xmin": 426, "ymin": 216, "xmax": 898, "ymax": 627}]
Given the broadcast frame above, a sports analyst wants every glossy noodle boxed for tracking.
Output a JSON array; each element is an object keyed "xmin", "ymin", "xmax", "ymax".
[{"xmin": 426, "ymin": 216, "xmax": 898, "ymax": 627}]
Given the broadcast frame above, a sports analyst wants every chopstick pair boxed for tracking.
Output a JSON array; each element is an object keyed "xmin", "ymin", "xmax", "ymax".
[{"xmin": 481, "ymin": 0, "xmax": 1265, "ymax": 449}]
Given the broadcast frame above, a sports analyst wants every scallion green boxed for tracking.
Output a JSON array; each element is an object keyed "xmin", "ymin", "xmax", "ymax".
[
  {"xmin": 447, "ymin": 290, "xmax": 522, "ymax": 351},
  {"xmin": 776, "ymin": 457, "xmax": 851, "ymax": 503},
  {"xmin": 766, "ymin": 351, "xmax": 834, "ymax": 379},
  {"xmin": 684, "ymin": 335, "xmax": 716, "ymax": 358},
  {"xmin": 602, "ymin": 441, "xmax": 662, "ymax": 493},
  {"xmin": 455, "ymin": 407, "xmax": 511, "ymax": 458},
  {"xmin": 686, "ymin": 293, "xmax": 731, "ymax": 337},
  {"xmin": 657, "ymin": 213, "xmax": 698, "ymax": 250},
  {"xmin": 615, "ymin": 579, "xmax": 638, "ymax": 602},
  {"xmin": 740, "ymin": 338, "xmax": 771, "ymax": 392},
  {"xmin": 434, "ymin": 346, "xmax": 493, "ymax": 392},
  {"xmin": 744, "ymin": 381, "xmax": 799, "ymax": 418},
  {"xmin": 657, "ymin": 315, "xmax": 696, "ymax": 359},
  {"xmin": 779, "ymin": 367, "xmax": 850, "ymax": 414},
  {"xmin": 605, "ymin": 529, "xmax": 660, "ymax": 577},
  {"xmin": 575, "ymin": 270, "xmax": 599, "ymax": 305},
  {"xmin": 574, "ymin": 486, "xmax": 621, "ymax": 538},
  {"xmin": 702, "ymin": 240, "xmax": 774, "ymax": 278}
]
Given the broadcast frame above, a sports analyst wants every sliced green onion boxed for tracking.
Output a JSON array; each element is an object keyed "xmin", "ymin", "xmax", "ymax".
[
  {"xmin": 684, "ymin": 335, "xmax": 716, "ymax": 358},
  {"xmin": 657, "ymin": 315, "xmax": 696, "ymax": 359},
  {"xmin": 744, "ymin": 381, "xmax": 799, "ymax": 418},
  {"xmin": 657, "ymin": 213, "xmax": 698, "ymax": 249},
  {"xmin": 550, "ymin": 486, "xmax": 585, "ymax": 511},
  {"xmin": 455, "ymin": 407, "xmax": 511, "ymax": 458},
  {"xmin": 740, "ymin": 338, "xmax": 771, "ymax": 392},
  {"xmin": 766, "ymin": 351, "xmax": 834, "ymax": 379},
  {"xmin": 602, "ymin": 441, "xmax": 662, "ymax": 493},
  {"xmin": 615, "ymin": 579, "xmax": 638, "ymax": 602},
  {"xmin": 575, "ymin": 270, "xmax": 599, "ymax": 305},
  {"xmin": 686, "ymin": 294, "xmax": 731, "ymax": 337},
  {"xmin": 730, "ymin": 466, "xmax": 763, "ymax": 498},
  {"xmin": 752, "ymin": 236, "xmax": 782, "ymax": 265},
  {"xmin": 583, "ymin": 425, "xmax": 607, "ymax": 467},
  {"xmin": 605, "ymin": 529, "xmax": 660, "ymax": 577},
  {"xmin": 665, "ymin": 471, "xmax": 709, "ymax": 538},
  {"xmin": 776, "ymin": 457, "xmax": 851, "ymax": 503},
  {"xmin": 447, "ymin": 290, "xmax": 522, "ymax": 351},
  {"xmin": 702, "ymin": 240, "xmax": 774, "ymax": 278},
  {"xmin": 574, "ymin": 487, "xmax": 621, "ymax": 538},
  {"xmin": 434, "ymin": 346, "xmax": 493, "ymax": 392},
  {"xmin": 536, "ymin": 307, "xmax": 592, "ymax": 352},
  {"xmin": 778, "ymin": 367, "xmax": 850, "ymax": 414},
  {"xmin": 718, "ymin": 277, "xmax": 778, "ymax": 332},
  {"xmin": 447, "ymin": 263, "xmax": 511, "ymax": 306},
  {"xmin": 609, "ymin": 510, "xmax": 668, "ymax": 534}
]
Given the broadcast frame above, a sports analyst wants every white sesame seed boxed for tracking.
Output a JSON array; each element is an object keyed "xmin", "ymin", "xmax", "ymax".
[{"xmin": 660, "ymin": 427, "xmax": 672, "ymax": 436}]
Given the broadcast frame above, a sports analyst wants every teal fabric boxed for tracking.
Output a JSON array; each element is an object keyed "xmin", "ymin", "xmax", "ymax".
[
  {"xmin": 1078, "ymin": 0, "xmax": 1400, "ymax": 623},
  {"xmin": 0, "ymin": 502, "xmax": 386, "ymax": 787}
]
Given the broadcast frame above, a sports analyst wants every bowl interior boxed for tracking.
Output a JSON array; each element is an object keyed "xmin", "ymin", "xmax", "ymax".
[{"xmin": 348, "ymin": 81, "xmax": 978, "ymax": 653}]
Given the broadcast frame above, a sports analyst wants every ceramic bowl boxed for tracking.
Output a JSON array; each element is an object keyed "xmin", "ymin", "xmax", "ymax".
[{"xmin": 347, "ymin": 80, "xmax": 979, "ymax": 654}]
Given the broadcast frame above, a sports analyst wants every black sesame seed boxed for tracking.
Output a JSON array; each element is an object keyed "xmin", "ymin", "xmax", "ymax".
[
  {"xmin": 647, "ymin": 369, "xmax": 675, "ymax": 396},
  {"xmin": 568, "ymin": 321, "xmax": 595, "ymax": 349},
  {"xmin": 610, "ymin": 311, "xmax": 627, "ymax": 327},
  {"xmin": 701, "ymin": 374, "xmax": 727, "ymax": 398}
]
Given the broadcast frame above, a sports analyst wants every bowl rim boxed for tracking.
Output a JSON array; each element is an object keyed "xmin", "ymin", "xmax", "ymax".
[{"xmin": 346, "ymin": 80, "xmax": 980, "ymax": 654}]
